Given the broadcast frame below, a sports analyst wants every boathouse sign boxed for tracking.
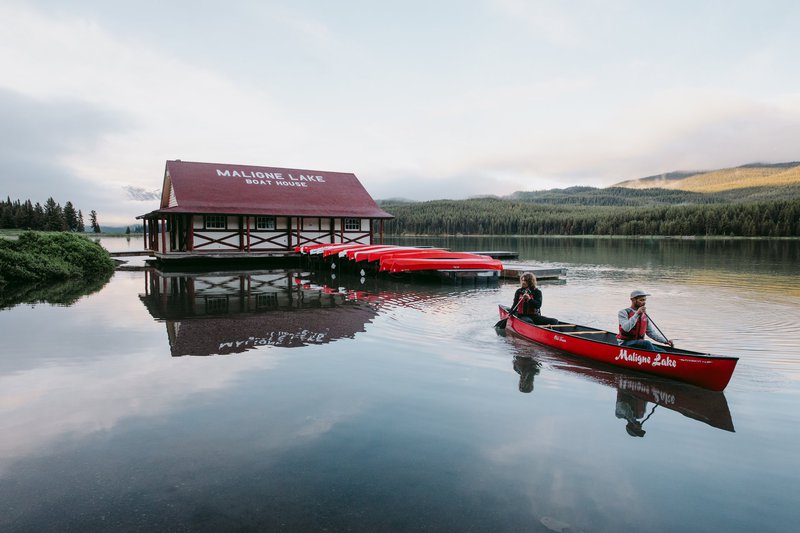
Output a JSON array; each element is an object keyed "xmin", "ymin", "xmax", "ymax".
[{"xmin": 216, "ymin": 168, "xmax": 327, "ymax": 188}]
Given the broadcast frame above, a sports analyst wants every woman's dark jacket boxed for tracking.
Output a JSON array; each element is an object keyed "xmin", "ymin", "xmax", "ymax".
[{"xmin": 513, "ymin": 287, "xmax": 542, "ymax": 316}]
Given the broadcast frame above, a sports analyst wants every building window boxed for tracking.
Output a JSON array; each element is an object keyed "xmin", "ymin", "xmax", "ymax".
[
  {"xmin": 205, "ymin": 215, "xmax": 227, "ymax": 229},
  {"xmin": 344, "ymin": 218, "xmax": 361, "ymax": 231},
  {"xmin": 255, "ymin": 216, "xmax": 276, "ymax": 230}
]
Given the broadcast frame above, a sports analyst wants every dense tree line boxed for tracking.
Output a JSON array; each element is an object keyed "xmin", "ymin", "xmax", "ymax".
[
  {"xmin": 505, "ymin": 186, "xmax": 724, "ymax": 206},
  {"xmin": 0, "ymin": 197, "xmax": 101, "ymax": 233},
  {"xmin": 500, "ymin": 183, "xmax": 800, "ymax": 206},
  {"xmin": 379, "ymin": 197, "xmax": 800, "ymax": 237}
]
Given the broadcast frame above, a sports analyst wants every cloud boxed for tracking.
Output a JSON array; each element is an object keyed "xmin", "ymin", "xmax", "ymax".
[
  {"xmin": 490, "ymin": 0, "xmax": 586, "ymax": 47},
  {"xmin": 123, "ymin": 186, "xmax": 161, "ymax": 201},
  {"xmin": 0, "ymin": 87, "xmax": 130, "ymax": 209},
  {"xmin": 0, "ymin": 3, "xmax": 307, "ymax": 223},
  {"xmin": 1, "ymin": 1, "xmax": 799, "ymax": 218},
  {"xmin": 432, "ymin": 88, "xmax": 800, "ymax": 187},
  {"xmin": 367, "ymin": 169, "xmax": 519, "ymax": 201}
]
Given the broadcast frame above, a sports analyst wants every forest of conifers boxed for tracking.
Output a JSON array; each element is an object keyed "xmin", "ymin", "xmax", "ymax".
[
  {"xmin": 0, "ymin": 197, "xmax": 100, "ymax": 232},
  {"xmin": 379, "ymin": 186, "xmax": 800, "ymax": 237}
]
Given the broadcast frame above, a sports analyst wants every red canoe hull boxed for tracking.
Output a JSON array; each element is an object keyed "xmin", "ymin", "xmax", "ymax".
[
  {"xmin": 498, "ymin": 306, "xmax": 738, "ymax": 391},
  {"xmin": 387, "ymin": 256, "xmax": 504, "ymax": 273}
]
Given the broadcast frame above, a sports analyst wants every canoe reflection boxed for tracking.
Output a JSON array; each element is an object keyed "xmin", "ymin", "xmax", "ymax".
[
  {"xmin": 503, "ymin": 335, "xmax": 734, "ymax": 435},
  {"xmin": 139, "ymin": 270, "xmax": 379, "ymax": 356}
]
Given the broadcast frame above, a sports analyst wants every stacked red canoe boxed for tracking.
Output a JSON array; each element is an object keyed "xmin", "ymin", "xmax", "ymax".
[{"xmin": 295, "ymin": 243, "xmax": 503, "ymax": 277}]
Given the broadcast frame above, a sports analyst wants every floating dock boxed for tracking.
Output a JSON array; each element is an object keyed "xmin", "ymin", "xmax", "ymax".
[
  {"xmin": 109, "ymin": 250, "xmax": 153, "ymax": 257},
  {"xmin": 469, "ymin": 251, "xmax": 520, "ymax": 259},
  {"xmin": 501, "ymin": 263, "xmax": 567, "ymax": 280}
]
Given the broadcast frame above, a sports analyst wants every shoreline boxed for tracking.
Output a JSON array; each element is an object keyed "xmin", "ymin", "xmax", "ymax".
[
  {"xmin": 3, "ymin": 229, "xmax": 797, "ymax": 241},
  {"xmin": 386, "ymin": 234, "xmax": 800, "ymax": 240}
]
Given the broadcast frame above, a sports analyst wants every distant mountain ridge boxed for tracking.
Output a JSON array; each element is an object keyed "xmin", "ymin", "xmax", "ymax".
[
  {"xmin": 376, "ymin": 162, "xmax": 800, "ymax": 237},
  {"xmin": 613, "ymin": 162, "xmax": 800, "ymax": 193}
]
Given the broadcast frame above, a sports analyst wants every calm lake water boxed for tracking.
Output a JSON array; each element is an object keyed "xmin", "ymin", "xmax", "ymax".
[{"xmin": 1, "ymin": 237, "xmax": 799, "ymax": 532}]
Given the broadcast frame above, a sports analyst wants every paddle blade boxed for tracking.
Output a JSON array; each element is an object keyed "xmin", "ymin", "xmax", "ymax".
[{"xmin": 494, "ymin": 318, "xmax": 508, "ymax": 329}]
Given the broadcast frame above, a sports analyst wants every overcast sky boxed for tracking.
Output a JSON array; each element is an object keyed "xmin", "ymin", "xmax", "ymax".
[{"xmin": 2, "ymin": 1, "xmax": 799, "ymax": 225}]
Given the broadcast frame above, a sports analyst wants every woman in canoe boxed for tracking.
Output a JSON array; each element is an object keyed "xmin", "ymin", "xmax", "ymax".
[{"xmin": 512, "ymin": 272, "xmax": 559, "ymax": 325}]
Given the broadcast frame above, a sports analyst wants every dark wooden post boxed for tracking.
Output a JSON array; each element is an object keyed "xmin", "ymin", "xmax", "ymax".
[
  {"xmin": 369, "ymin": 218, "xmax": 374, "ymax": 244},
  {"xmin": 160, "ymin": 216, "xmax": 167, "ymax": 254},
  {"xmin": 297, "ymin": 216, "xmax": 302, "ymax": 249}
]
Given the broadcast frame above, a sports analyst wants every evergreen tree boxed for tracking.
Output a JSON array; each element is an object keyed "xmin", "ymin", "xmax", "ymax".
[
  {"xmin": 90, "ymin": 210, "xmax": 101, "ymax": 233},
  {"xmin": 77, "ymin": 210, "xmax": 85, "ymax": 232},
  {"xmin": 44, "ymin": 197, "xmax": 66, "ymax": 231},
  {"xmin": 0, "ymin": 197, "xmax": 13, "ymax": 228},
  {"xmin": 63, "ymin": 201, "xmax": 79, "ymax": 231},
  {"xmin": 33, "ymin": 202, "xmax": 45, "ymax": 230},
  {"xmin": 18, "ymin": 200, "xmax": 35, "ymax": 229}
]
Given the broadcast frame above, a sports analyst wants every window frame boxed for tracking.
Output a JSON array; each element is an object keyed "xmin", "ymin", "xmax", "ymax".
[
  {"xmin": 255, "ymin": 216, "xmax": 276, "ymax": 231},
  {"xmin": 204, "ymin": 215, "xmax": 227, "ymax": 230},
  {"xmin": 344, "ymin": 218, "xmax": 361, "ymax": 231}
]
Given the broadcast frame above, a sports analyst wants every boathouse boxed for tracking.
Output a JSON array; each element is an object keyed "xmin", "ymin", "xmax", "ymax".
[{"xmin": 137, "ymin": 160, "xmax": 393, "ymax": 260}]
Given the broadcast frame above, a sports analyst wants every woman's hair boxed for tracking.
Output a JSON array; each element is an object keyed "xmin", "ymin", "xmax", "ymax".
[{"xmin": 520, "ymin": 272, "xmax": 537, "ymax": 288}]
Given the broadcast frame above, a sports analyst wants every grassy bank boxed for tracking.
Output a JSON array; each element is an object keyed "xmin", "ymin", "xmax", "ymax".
[{"xmin": 0, "ymin": 231, "xmax": 116, "ymax": 285}]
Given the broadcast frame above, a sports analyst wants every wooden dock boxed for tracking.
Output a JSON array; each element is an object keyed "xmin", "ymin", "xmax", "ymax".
[
  {"xmin": 501, "ymin": 263, "xmax": 567, "ymax": 280},
  {"xmin": 109, "ymin": 250, "xmax": 153, "ymax": 257}
]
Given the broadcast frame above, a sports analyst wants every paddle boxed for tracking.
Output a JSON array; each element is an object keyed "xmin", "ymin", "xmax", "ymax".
[
  {"xmin": 495, "ymin": 290, "xmax": 528, "ymax": 329},
  {"xmin": 645, "ymin": 313, "xmax": 673, "ymax": 347}
]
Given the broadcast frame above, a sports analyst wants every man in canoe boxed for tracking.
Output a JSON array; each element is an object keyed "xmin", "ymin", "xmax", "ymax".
[
  {"xmin": 512, "ymin": 272, "xmax": 559, "ymax": 325},
  {"xmin": 617, "ymin": 290, "xmax": 673, "ymax": 352}
]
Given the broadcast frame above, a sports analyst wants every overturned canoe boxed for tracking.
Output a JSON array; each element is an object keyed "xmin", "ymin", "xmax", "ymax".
[
  {"xmin": 385, "ymin": 255, "xmax": 504, "ymax": 273},
  {"xmin": 498, "ymin": 305, "xmax": 738, "ymax": 391}
]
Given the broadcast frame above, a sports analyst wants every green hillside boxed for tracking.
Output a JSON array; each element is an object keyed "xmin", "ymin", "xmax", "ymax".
[
  {"xmin": 614, "ymin": 162, "xmax": 800, "ymax": 192},
  {"xmin": 378, "ymin": 162, "xmax": 800, "ymax": 237},
  {"xmin": 379, "ymin": 197, "xmax": 799, "ymax": 237}
]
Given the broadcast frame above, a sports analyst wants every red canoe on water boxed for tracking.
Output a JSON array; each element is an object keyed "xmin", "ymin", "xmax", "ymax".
[{"xmin": 498, "ymin": 305, "xmax": 738, "ymax": 391}]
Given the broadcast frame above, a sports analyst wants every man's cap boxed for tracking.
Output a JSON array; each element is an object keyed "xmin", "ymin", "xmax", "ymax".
[{"xmin": 630, "ymin": 290, "xmax": 650, "ymax": 298}]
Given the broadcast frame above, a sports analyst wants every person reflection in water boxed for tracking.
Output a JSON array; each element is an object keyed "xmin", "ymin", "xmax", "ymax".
[
  {"xmin": 615, "ymin": 390, "xmax": 658, "ymax": 437},
  {"xmin": 512, "ymin": 272, "xmax": 559, "ymax": 325},
  {"xmin": 513, "ymin": 356, "xmax": 540, "ymax": 393}
]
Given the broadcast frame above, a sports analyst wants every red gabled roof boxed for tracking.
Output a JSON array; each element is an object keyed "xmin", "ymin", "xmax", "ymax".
[{"xmin": 144, "ymin": 160, "xmax": 393, "ymax": 218}]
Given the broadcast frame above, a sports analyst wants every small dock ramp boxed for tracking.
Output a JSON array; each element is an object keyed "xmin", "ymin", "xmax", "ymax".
[{"xmin": 501, "ymin": 263, "xmax": 566, "ymax": 280}]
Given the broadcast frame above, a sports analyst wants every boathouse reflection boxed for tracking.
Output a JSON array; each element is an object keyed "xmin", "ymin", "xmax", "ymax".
[
  {"xmin": 503, "ymin": 336, "xmax": 735, "ymax": 435},
  {"xmin": 139, "ymin": 270, "xmax": 379, "ymax": 356}
]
